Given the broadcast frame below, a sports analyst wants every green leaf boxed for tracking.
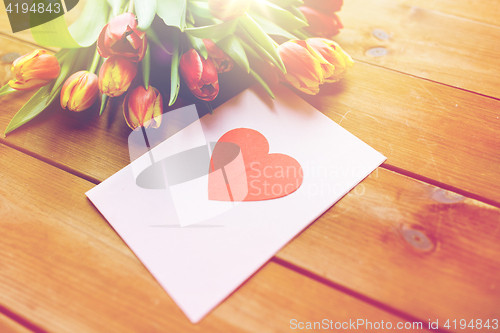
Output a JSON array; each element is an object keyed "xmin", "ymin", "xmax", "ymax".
[
  {"xmin": 187, "ymin": 1, "xmax": 213, "ymax": 20},
  {"xmin": 169, "ymin": 31, "xmax": 181, "ymax": 106},
  {"xmin": 216, "ymin": 35, "xmax": 250, "ymax": 73},
  {"xmin": 5, "ymin": 85, "xmax": 55, "ymax": 136},
  {"xmin": 0, "ymin": 84, "xmax": 16, "ymax": 98},
  {"xmin": 185, "ymin": 19, "xmax": 239, "ymax": 39},
  {"xmin": 251, "ymin": 14, "xmax": 297, "ymax": 40},
  {"xmin": 250, "ymin": 0, "xmax": 307, "ymax": 32},
  {"xmin": 249, "ymin": 68, "xmax": 275, "ymax": 99},
  {"xmin": 157, "ymin": 0, "xmax": 187, "ymax": 31},
  {"xmin": 287, "ymin": 5, "xmax": 307, "ymax": 22},
  {"xmin": 30, "ymin": 0, "xmax": 110, "ymax": 48},
  {"xmin": 186, "ymin": 34, "xmax": 208, "ymax": 59},
  {"xmin": 236, "ymin": 36, "xmax": 262, "ymax": 60},
  {"xmin": 238, "ymin": 14, "xmax": 286, "ymax": 73},
  {"xmin": 135, "ymin": 0, "xmax": 157, "ymax": 31}
]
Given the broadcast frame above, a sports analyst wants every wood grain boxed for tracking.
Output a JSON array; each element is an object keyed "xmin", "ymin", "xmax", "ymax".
[
  {"xmin": 400, "ymin": 0, "xmax": 500, "ymax": 27},
  {"xmin": 0, "ymin": 313, "xmax": 32, "ymax": 333},
  {"xmin": 277, "ymin": 167, "xmax": 500, "ymax": 326},
  {"xmin": 336, "ymin": 0, "xmax": 500, "ymax": 98},
  {"xmin": 0, "ymin": 143, "xmax": 427, "ymax": 333}
]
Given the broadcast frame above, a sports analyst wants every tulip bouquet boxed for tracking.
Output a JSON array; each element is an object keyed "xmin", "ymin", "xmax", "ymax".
[{"xmin": 0, "ymin": 0, "xmax": 353, "ymax": 135}]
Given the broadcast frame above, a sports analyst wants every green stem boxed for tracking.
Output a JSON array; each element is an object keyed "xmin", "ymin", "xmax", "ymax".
[
  {"xmin": 100, "ymin": 94, "xmax": 109, "ymax": 115},
  {"xmin": 89, "ymin": 47, "xmax": 101, "ymax": 74},
  {"xmin": 128, "ymin": 0, "xmax": 134, "ymax": 13},
  {"xmin": 293, "ymin": 29, "xmax": 309, "ymax": 40},
  {"xmin": 142, "ymin": 43, "xmax": 151, "ymax": 90}
]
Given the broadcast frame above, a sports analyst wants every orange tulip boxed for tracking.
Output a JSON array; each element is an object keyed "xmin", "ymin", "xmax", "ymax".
[
  {"xmin": 299, "ymin": 6, "xmax": 343, "ymax": 37},
  {"xmin": 98, "ymin": 56, "xmax": 137, "ymax": 97},
  {"xmin": 278, "ymin": 39, "xmax": 353, "ymax": 94},
  {"xmin": 303, "ymin": 0, "xmax": 343, "ymax": 13},
  {"xmin": 306, "ymin": 38, "xmax": 354, "ymax": 83},
  {"xmin": 203, "ymin": 39, "xmax": 233, "ymax": 73},
  {"xmin": 277, "ymin": 40, "xmax": 329, "ymax": 95},
  {"xmin": 123, "ymin": 86, "xmax": 163, "ymax": 130},
  {"xmin": 97, "ymin": 13, "xmax": 147, "ymax": 62},
  {"xmin": 60, "ymin": 71, "xmax": 99, "ymax": 112},
  {"xmin": 8, "ymin": 49, "xmax": 60, "ymax": 91},
  {"xmin": 180, "ymin": 49, "xmax": 219, "ymax": 101},
  {"xmin": 208, "ymin": 0, "xmax": 251, "ymax": 21}
]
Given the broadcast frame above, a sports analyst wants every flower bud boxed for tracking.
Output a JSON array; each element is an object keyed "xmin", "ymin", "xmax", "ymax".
[
  {"xmin": 299, "ymin": 6, "xmax": 343, "ymax": 37},
  {"xmin": 8, "ymin": 49, "xmax": 60, "ymax": 90},
  {"xmin": 306, "ymin": 38, "xmax": 354, "ymax": 83},
  {"xmin": 123, "ymin": 86, "xmax": 163, "ymax": 130},
  {"xmin": 208, "ymin": 0, "xmax": 251, "ymax": 21},
  {"xmin": 98, "ymin": 56, "xmax": 137, "ymax": 97},
  {"xmin": 60, "ymin": 71, "xmax": 99, "ymax": 112},
  {"xmin": 303, "ymin": 0, "xmax": 343, "ymax": 13},
  {"xmin": 180, "ymin": 49, "xmax": 219, "ymax": 101},
  {"xmin": 277, "ymin": 40, "xmax": 329, "ymax": 95},
  {"xmin": 97, "ymin": 13, "xmax": 148, "ymax": 62},
  {"xmin": 203, "ymin": 39, "xmax": 234, "ymax": 73}
]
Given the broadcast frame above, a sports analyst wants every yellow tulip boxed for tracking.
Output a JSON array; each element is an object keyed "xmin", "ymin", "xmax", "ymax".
[
  {"xmin": 8, "ymin": 49, "xmax": 60, "ymax": 91},
  {"xmin": 60, "ymin": 71, "xmax": 99, "ymax": 112},
  {"xmin": 123, "ymin": 86, "xmax": 163, "ymax": 130},
  {"xmin": 306, "ymin": 38, "xmax": 354, "ymax": 83},
  {"xmin": 98, "ymin": 56, "xmax": 137, "ymax": 97}
]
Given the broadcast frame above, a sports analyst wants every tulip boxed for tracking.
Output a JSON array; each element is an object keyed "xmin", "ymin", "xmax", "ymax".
[
  {"xmin": 123, "ymin": 86, "xmax": 163, "ymax": 130},
  {"xmin": 299, "ymin": 6, "xmax": 343, "ymax": 37},
  {"xmin": 303, "ymin": 0, "xmax": 343, "ymax": 13},
  {"xmin": 306, "ymin": 38, "xmax": 354, "ymax": 83},
  {"xmin": 98, "ymin": 56, "xmax": 137, "ymax": 97},
  {"xmin": 180, "ymin": 49, "xmax": 219, "ymax": 101},
  {"xmin": 277, "ymin": 40, "xmax": 329, "ymax": 95},
  {"xmin": 97, "ymin": 13, "xmax": 147, "ymax": 62},
  {"xmin": 208, "ymin": 0, "xmax": 251, "ymax": 21},
  {"xmin": 8, "ymin": 49, "xmax": 60, "ymax": 90},
  {"xmin": 60, "ymin": 71, "xmax": 99, "ymax": 112},
  {"xmin": 203, "ymin": 39, "xmax": 233, "ymax": 73}
]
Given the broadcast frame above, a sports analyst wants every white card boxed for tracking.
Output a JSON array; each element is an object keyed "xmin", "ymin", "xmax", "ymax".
[{"xmin": 86, "ymin": 85, "xmax": 386, "ymax": 323}]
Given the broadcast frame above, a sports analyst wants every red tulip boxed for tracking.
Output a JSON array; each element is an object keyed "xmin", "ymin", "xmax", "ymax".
[
  {"xmin": 60, "ymin": 71, "xmax": 99, "ymax": 112},
  {"xmin": 303, "ymin": 0, "xmax": 343, "ymax": 13},
  {"xmin": 208, "ymin": 0, "xmax": 251, "ymax": 21},
  {"xmin": 98, "ymin": 56, "xmax": 137, "ymax": 97},
  {"xmin": 180, "ymin": 49, "xmax": 219, "ymax": 102},
  {"xmin": 8, "ymin": 49, "xmax": 60, "ymax": 90},
  {"xmin": 203, "ymin": 39, "xmax": 233, "ymax": 73},
  {"xmin": 97, "ymin": 13, "xmax": 147, "ymax": 62},
  {"xmin": 123, "ymin": 86, "xmax": 163, "ymax": 130},
  {"xmin": 299, "ymin": 6, "xmax": 343, "ymax": 37}
]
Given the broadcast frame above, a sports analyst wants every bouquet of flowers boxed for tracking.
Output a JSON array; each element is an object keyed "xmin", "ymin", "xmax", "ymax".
[{"xmin": 0, "ymin": 0, "xmax": 353, "ymax": 135}]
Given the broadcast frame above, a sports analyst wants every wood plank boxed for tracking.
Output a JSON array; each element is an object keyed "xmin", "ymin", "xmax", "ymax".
[
  {"xmin": 336, "ymin": 0, "xmax": 500, "ymax": 98},
  {"xmin": 400, "ymin": 0, "xmax": 500, "ymax": 27},
  {"xmin": 2, "ymin": 33, "xmax": 499, "ymax": 204},
  {"xmin": 277, "ymin": 167, "xmax": 500, "ymax": 327},
  {"xmin": 0, "ymin": 313, "xmax": 32, "ymax": 333},
  {"xmin": 0, "ymin": 143, "xmax": 426, "ymax": 332}
]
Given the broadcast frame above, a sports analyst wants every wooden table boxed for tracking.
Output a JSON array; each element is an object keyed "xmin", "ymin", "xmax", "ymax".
[{"xmin": 0, "ymin": 0, "xmax": 499, "ymax": 332}]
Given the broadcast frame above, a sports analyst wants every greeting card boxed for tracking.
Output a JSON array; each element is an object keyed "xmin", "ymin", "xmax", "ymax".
[{"xmin": 86, "ymin": 85, "xmax": 386, "ymax": 323}]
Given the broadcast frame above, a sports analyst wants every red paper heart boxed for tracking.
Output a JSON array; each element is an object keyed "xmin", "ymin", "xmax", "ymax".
[{"xmin": 209, "ymin": 128, "xmax": 303, "ymax": 201}]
